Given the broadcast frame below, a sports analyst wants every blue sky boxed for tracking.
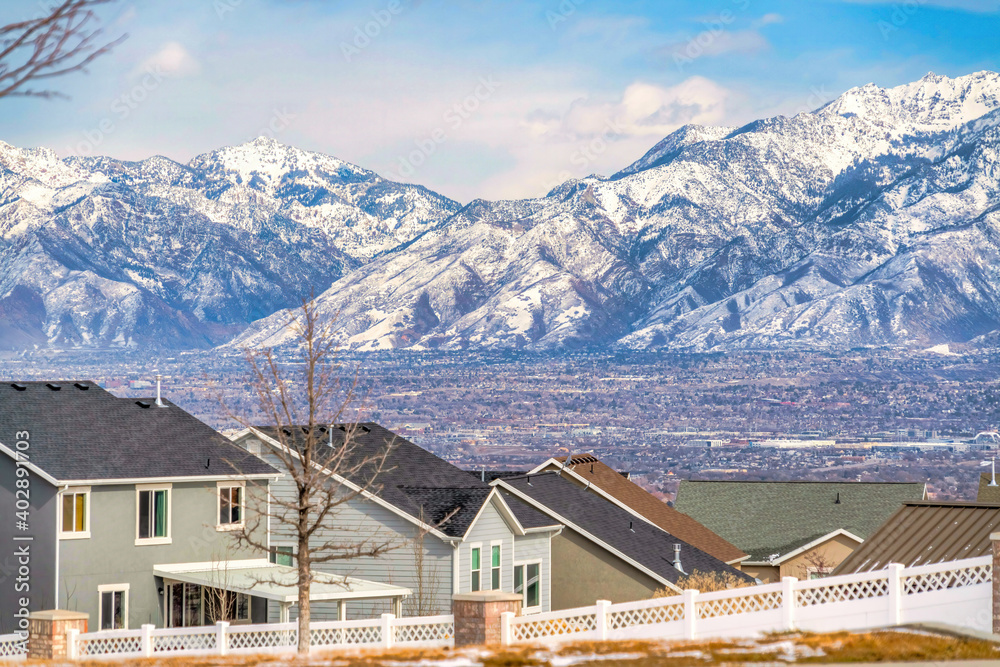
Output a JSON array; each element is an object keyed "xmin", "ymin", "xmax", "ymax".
[{"xmin": 1, "ymin": 0, "xmax": 999, "ymax": 201}]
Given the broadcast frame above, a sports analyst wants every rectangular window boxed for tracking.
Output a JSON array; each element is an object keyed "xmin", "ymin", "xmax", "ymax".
[
  {"xmin": 491, "ymin": 544, "xmax": 501, "ymax": 590},
  {"xmin": 137, "ymin": 486, "xmax": 170, "ymax": 543},
  {"xmin": 471, "ymin": 547, "xmax": 481, "ymax": 592},
  {"xmin": 98, "ymin": 585, "xmax": 128, "ymax": 630},
  {"xmin": 59, "ymin": 487, "xmax": 90, "ymax": 539},
  {"xmin": 269, "ymin": 546, "xmax": 294, "ymax": 566},
  {"xmin": 166, "ymin": 582, "xmax": 249, "ymax": 627},
  {"xmin": 514, "ymin": 563, "xmax": 541, "ymax": 611},
  {"xmin": 218, "ymin": 484, "xmax": 243, "ymax": 527}
]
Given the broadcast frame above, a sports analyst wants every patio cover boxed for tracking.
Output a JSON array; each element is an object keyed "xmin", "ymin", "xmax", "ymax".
[{"xmin": 153, "ymin": 559, "xmax": 411, "ymax": 603}]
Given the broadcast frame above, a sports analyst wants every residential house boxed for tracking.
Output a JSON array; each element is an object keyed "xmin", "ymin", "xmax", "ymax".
[
  {"xmin": 232, "ymin": 425, "xmax": 563, "ymax": 620},
  {"xmin": 525, "ymin": 455, "xmax": 748, "ymax": 568},
  {"xmin": 674, "ymin": 480, "xmax": 926, "ymax": 583},
  {"xmin": 834, "ymin": 500, "xmax": 1000, "ymax": 574},
  {"xmin": 491, "ymin": 471, "xmax": 756, "ymax": 609},
  {"xmin": 0, "ymin": 381, "xmax": 409, "ymax": 634}
]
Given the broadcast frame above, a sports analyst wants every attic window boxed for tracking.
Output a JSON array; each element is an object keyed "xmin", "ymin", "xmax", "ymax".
[
  {"xmin": 46, "ymin": 383, "xmax": 61, "ymax": 391},
  {"xmin": 136, "ymin": 400, "xmax": 151, "ymax": 408},
  {"xmin": 10, "ymin": 383, "xmax": 26, "ymax": 391},
  {"xmin": 74, "ymin": 383, "xmax": 90, "ymax": 390}
]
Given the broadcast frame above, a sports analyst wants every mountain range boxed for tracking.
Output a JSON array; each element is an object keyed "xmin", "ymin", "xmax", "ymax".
[{"xmin": 4, "ymin": 71, "xmax": 1000, "ymax": 352}]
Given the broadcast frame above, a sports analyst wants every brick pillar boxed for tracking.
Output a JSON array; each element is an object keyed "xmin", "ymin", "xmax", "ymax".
[
  {"xmin": 452, "ymin": 591, "xmax": 522, "ymax": 646},
  {"xmin": 27, "ymin": 610, "xmax": 88, "ymax": 659},
  {"xmin": 992, "ymin": 532, "xmax": 1000, "ymax": 634}
]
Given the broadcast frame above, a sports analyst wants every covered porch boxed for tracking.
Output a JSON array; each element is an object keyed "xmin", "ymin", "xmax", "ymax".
[{"xmin": 154, "ymin": 559, "xmax": 412, "ymax": 626}]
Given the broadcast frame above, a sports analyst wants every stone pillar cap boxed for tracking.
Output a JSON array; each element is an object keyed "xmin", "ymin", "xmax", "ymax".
[
  {"xmin": 453, "ymin": 591, "xmax": 523, "ymax": 602},
  {"xmin": 28, "ymin": 610, "xmax": 89, "ymax": 621}
]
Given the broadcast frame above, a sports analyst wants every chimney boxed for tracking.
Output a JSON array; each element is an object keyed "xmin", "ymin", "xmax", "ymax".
[
  {"xmin": 673, "ymin": 544, "xmax": 684, "ymax": 573},
  {"xmin": 155, "ymin": 375, "xmax": 166, "ymax": 407}
]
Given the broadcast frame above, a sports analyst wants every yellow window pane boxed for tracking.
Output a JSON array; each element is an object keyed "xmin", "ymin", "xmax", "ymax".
[{"xmin": 75, "ymin": 494, "xmax": 86, "ymax": 532}]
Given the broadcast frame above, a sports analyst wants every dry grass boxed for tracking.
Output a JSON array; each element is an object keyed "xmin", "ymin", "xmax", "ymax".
[
  {"xmin": 11, "ymin": 629, "xmax": 1000, "ymax": 667},
  {"xmin": 652, "ymin": 570, "xmax": 753, "ymax": 597}
]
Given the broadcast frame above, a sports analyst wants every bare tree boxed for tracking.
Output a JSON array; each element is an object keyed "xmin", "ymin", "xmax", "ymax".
[
  {"xmin": 407, "ymin": 510, "xmax": 443, "ymax": 617},
  {"xmin": 0, "ymin": 0, "xmax": 125, "ymax": 100},
  {"xmin": 223, "ymin": 300, "xmax": 404, "ymax": 654}
]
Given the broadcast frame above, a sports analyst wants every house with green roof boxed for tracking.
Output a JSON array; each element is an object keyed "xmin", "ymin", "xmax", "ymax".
[{"xmin": 674, "ymin": 480, "xmax": 926, "ymax": 583}]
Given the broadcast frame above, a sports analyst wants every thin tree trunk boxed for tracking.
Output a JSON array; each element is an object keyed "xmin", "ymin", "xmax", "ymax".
[{"xmin": 297, "ymin": 523, "xmax": 311, "ymax": 652}]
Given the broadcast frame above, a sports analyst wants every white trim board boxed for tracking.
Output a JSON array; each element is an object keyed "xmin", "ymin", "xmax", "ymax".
[{"xmin": 743, "ymin": 529, "xmax": 865, "ymax": 567}]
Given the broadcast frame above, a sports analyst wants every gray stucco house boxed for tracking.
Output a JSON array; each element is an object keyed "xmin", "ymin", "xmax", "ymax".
[
  {"xmin": 232, "ymin": 425, "xmax": 563, "ymax": 619},
  {"xmin": 0, "ymin": 381, "xmax": 409, "ymax": 634}
]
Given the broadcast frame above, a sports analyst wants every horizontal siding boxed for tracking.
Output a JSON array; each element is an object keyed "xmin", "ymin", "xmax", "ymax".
[
  {"xmin": 458, "ymin": 500, "xmax": 514, "ymax": 595},
  {"xmin": 256, "ymin": 446, "xmax": 454, "ymax": 619}
]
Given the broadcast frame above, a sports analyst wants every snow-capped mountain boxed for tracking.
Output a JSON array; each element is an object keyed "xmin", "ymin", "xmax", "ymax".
[
  {"xmin": 231, "ymin": 71, "xmax": 1000, "ymax": 352},
  {"xmin": 0, "ymin": 138, "xmax": 459, "ymax": 349}
]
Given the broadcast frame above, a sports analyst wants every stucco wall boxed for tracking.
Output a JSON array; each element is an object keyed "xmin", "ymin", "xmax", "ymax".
[
  {"xmin": 58, "ymin": 480, "xmax": 267, "ymax": 628},
  {"xmin": 550, "ymin": 530, "xmax": 661, "ymax": 609},
  {"xmin": 779, "ymin": 534, "xmax": 860, "ymax": 580}
]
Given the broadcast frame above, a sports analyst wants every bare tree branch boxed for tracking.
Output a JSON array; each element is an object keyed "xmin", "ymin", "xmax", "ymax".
[{"xmin": 0, "ymin": 0, "xmax": 126, "ymax": 100}]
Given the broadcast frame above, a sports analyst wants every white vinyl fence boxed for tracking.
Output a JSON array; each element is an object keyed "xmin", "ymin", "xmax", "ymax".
[
  {"xmin": 68, "ymin": 613, "xmax": 454, "ymax": 659},
  {"xmin": 505, "ymin": 556, "xmax": 993, "ymax": 644},
  {"xmin": 6, "ymin": 555, "xmax": 991, "ymax": 661},
  {"xmin": 0, "ymin": 634, "xmax": 26, "ymax": 661}
]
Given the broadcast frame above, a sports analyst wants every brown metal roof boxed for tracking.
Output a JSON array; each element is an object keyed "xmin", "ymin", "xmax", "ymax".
[
  {"xmin": 545, "ymin": 455, "xmax": 749, "ymax": 565},
  {"xmin": 833, "ymin": 500, "xmax": 1000, "ymax": 574}
]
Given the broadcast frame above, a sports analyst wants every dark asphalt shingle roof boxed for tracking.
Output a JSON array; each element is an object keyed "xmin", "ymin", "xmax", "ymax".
[
  {"xmin": 254, "ymin": 423, "xmax": 496, "ymax": 538},
  {"xmin": 0, "ymin": 381, "xmax": 277, "ymax": 481},
  {"xmin": 500, "ymin": 472, "xmax": 754, "ymax": 586},
  {"xmin": 674, "ymin": 480, "xmax": 926, "ymax": 562}
]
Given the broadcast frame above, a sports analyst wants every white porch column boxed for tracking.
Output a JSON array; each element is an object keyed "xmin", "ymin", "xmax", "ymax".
[
  {"xmin": 393, "ymin": 596, "xmax": 403, "ymax": 617},
  {"xmin": 337, "ymin": 600, "xmax": 347, "ymax": 621},
  {"xmin": 279, "ymin": 602, "xmax": 291, "ymax": 624}
]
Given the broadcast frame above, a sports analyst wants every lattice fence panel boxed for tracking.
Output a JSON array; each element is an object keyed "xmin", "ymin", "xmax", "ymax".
[
  {"xmin": 79, "ymin": 635, "xmax": 143, "ymax": 657},
  {"xmin": 512, "ymin": 612, "xmax": 597, "ymax": 642},
  {"xmin": 152, "ymin": 630, "xmax": 217, "ymax": 653},
  {"xmin": 229, "ymin": 627, "xmax": 296, "ymax": 652},
  {"xmin": 904, "ymin": 563, "xmax": 991, "ymax": 595},
  {"xmin": 796, "ymin": 577, "xmax": 888, "ymax": 607},
  {"xmin": 608, "ymin": 603, "xmax": 684, "ymax": 630},
  {"xmin": 0, "ymin": 635, "xmax": 25, "ymax": 659},
  {"xmin": 698, "ymin": 590, "xmax": 782, "ymax": 619},
  {"xmin": 315, "ymin": 624, "xmax": 382, "ymax": 646},
  {"xmin": 395, "ymin": 620, "xmax": 454, "ymax": 644}
]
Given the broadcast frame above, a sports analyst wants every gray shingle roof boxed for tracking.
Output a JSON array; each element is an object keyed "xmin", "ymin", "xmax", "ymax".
[
  {"xmin": 0, "ymin": 381, "xmax": 277, "ymax": 481},
  {"xmin": 500, "ymin": 472, "xmax": 754, "ymax": 586},
  {"xmin": 675, "ymin": 480, "xmax": 927, "ymax": 562},
  {"xmin": 254, "ymin": 423, "xmax": 495, "ymax": 538}
]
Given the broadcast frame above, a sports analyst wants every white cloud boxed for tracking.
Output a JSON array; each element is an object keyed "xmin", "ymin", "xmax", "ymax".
[{"xmin": 132, "ymin": 42, "xmax": 200, "ymax": 79}]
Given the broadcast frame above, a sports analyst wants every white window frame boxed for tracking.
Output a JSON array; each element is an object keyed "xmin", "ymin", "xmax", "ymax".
[
  {"xmin": 57, "ymin": 486, "xmax": 91, "ymax": 540},
  {"xmin": 216, "ymin": 481, "xmax": 246, "ymax": 531},
  {"xmin": 97, "ymin": 583, "xmax": 129, "ymax": 630},
  {"xmin": 269, "ymin": 544, "xmax": 295, "ymax": 566},
  {"xmin": 489, "ymin": 540, "xmax": 503, "ymax": 591},
  {"xmin": 513, "ymin": 560, "xmax": 543, "ymax": 614},
  {"xmin": 469, "ymin": 542, "xmax": 482, "ymax": 592},
  {"xmin": 135, "ymin": 483, "xmax": 172, "ymax": 545}
]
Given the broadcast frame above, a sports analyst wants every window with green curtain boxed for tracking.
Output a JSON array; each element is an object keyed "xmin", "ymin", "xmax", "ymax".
[
  {"xmin": 491, "ymin": 545, "xmax": 501, "ymax": 589},
  {"xmin": 471, "ymin": 547, "xmax": 481, "ymax": 591},
  {"xmin": 154, "ymin": 490, "xmax": 167, "ymax": 537}
]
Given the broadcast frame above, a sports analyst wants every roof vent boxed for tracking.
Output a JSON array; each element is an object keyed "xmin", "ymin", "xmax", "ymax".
[
  {"xmin": 281, "ymin": 428, "xmax": 292, "ymax": 436},
  {"xmin": 673, "ymin": 544, "xmax": 685, "ymax": 573},
  {"xmin": 10, "ymin": 383, "xmax": 26, "ymax": 391},
  {"xmin": 155, "ymin": 375, "xmax": 167, "ymax": 407},
  {"xmin": 73, "ymin": 382, "xmax": 89, "ymax": 390},
  {"xmin": 835, "ymin": 492, "xmax": 841, "ymax": 504},
  {"xmin": 628, "ymin": 520, "xmax": 634, "ymax": 532},
  {"xmin": 45, "ymin": 383, "xmax": 61, "ymax": 391},
  {"xmin": 136, "ymin": 400, "xmax": 151, "ymax": 408}
]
